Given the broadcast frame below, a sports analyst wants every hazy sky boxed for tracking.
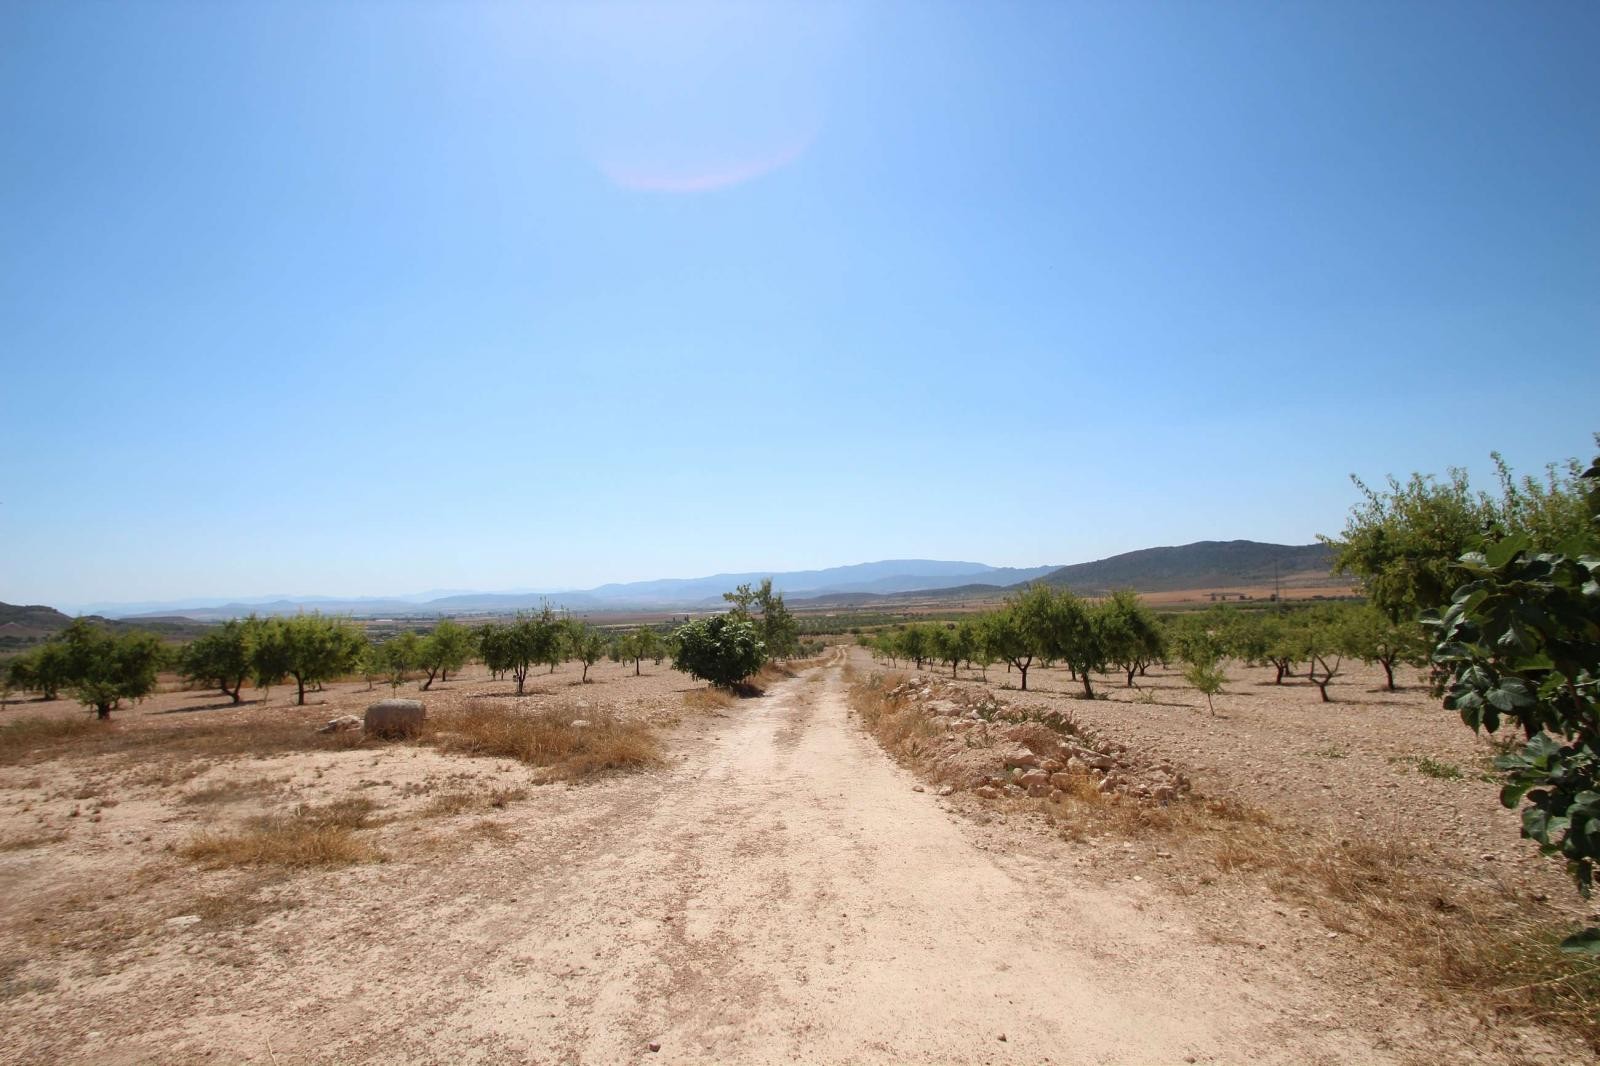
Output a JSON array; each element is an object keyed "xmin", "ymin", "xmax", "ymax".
[{"xmin": 3, "ymin": 1, "xmax": 1597, "ymax": 608}]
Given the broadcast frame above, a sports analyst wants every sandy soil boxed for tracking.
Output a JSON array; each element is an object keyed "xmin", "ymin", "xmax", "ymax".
[{"xmin": 0, "ymin": 652, "xmax": 1589, "ymax": 1064}]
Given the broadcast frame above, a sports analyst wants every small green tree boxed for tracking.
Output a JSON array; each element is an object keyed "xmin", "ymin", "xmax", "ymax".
[
  {"xmin": 179, "ymin": 619, "xmax": 255, "ymax": 703},
  {"xmin": 1298, "ymin": 608, "xmax": 1344, "ymax": 703},
  {"xmin": 8, "ymin": 642, "xmax": 71, "ymax": 700},
  {"xmin": 897, "ymin": 624, "xmax": 933, "ymax": 670},
  {"xmin": 672, "ymin": 615, "xmax": 765, "ymax": 689},
  {"xmin": 357, "ymin": 642, "xmax": 384, "ymax": 690},
  {"xmin": 568, "ymin": 621, "xmax": 607, "ymax": 682},
  {"xmin": 1172, "ymin": 615, "xmax": 1227, "ymax": 715},
  {"xmin": 933, "ymin": 623, "xmax": 971, "ymax": 679},
  {"xmin": 1042, "ymin": 589, "xmax": 1106, "ymax": 699},
  {"xmin": 1183, "ymin": 655, "xmax": 1227, "ymax": 716},
  {"xmin": 983, "ymin": 600, "xmax": 1039, "ymax": 691},
  {"xmin": 958, "ymin": 619, "xmax": 993, "ymax": 678},
  {"xmin": 616, "ymin": 627, "xmax": 664, "ymax": 676},
  {"xmin": 58, "ymin": 618, "xmax": 166, "ymax": 719},
  {"xmin": 1339, "ymin": 605, "xmax": 1427, "ymax": 691},
  {"xmin": 381, "ymin": 631, "xmax": 422, "ymax": 691},
  {"xmin": 493, "ymin": 609, "xmax": 562, "ymax": 695},
  {"xmin": 1098, "ymin": 589, "xmax": 1163, "ymax": 687},
  {"xmin": 418, "ymin": 619, "xmax": 472, "ymax": 690},
  {"xmin": 725, "ymin": 579, "xmax": 799, "ymax": 660}
]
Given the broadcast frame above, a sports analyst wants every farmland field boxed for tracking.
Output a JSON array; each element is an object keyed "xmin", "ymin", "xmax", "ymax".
[{"xmin": 1, "ymin": 650, "xmax": 1590, "ymax": 1064}]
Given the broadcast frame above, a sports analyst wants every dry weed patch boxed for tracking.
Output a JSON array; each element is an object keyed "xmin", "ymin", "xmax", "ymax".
[
  {"xmin": 1, "ymin": 713, "xmax": 372, "ymax": 770},
  {"xmin": 683, "ymin": 687, "xmax": 737, "ymax": 712},
  {"xmin": 0, "ymin": 716, "xmax": 105, "ymax": 761},
  {"xmin": 0, "ymin": 830, "xmax": 67, "ymax": 853},
  {"xmin": 428, "ymin": 701, "xmax": 657, "ymax": 779},
  {"xmin": 0, "ymin": 957, "xmax": 58, "ymax": 1001},
  {"xmin": 179, "ymin": 796, "xmax": 385, "ymax": 869},
  {"xmin": 422, "ymin": 786, "xmax": 527, "ymax": 818},
  {"xmin": 180, "ymin": 776, "xmax": 289, "ymax": 805}
]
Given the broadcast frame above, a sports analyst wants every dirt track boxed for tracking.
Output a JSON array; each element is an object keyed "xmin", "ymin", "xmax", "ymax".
[
  {"xmin": 261, "ymin": 656, "xmax": 1381, "ymax": 1064},
  {"xmin": 4, "ymin": 655, "xmax": 1534, "ymax": 1064}
]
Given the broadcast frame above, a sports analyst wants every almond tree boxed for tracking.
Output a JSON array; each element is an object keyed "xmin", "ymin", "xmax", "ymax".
[
  {"xmin": 179, "ymin": 618, "xmax": 255, "ymax": 703},
  {"xmin": 418, "ymin": 619, "xmax": 472, "ymax": 690},
  {"xmin": 57, "ymin": 618, "xmax": 166, "ymax": 719},
  {"xmin": 1098, "ymin": 589, "xmax": 1164, "ymax": 687},
  {"xmin": 252, "ymin": 614, "xmax": 365, "ymax": 706}
]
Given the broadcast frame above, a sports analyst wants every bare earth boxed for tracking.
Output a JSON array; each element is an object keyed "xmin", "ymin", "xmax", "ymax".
[{"xmin": 0, "ymin": 652, "xmax": 1590, "ymax": 1063}]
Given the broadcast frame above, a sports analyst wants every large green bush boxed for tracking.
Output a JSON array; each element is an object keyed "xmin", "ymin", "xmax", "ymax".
[
  {"xmin": 672, "ymin": 615, "xmax": 765, "ymax": 689},
  {"xmin": 1428, "ymin": 457, "xmax": 1600, "ymax": 933}
]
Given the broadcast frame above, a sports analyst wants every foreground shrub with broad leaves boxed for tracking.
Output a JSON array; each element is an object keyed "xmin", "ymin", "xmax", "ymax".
[{"xmin": 1429, "ymin": 457, "xmax": 1600, "ymax": 950}]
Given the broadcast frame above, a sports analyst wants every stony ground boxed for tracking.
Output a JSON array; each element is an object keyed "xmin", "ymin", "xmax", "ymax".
[{"xmin": 0, "ymin": 651, "xmax": 1590, "ymax": 1064}]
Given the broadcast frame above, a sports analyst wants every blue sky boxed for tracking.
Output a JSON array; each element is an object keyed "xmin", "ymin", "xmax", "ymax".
[{"xmin": 2, "ymin": 1, "xmax": 1596, "ymax": 608}]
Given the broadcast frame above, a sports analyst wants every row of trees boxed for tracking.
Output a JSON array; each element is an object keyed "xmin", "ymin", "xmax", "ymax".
[
  {"xmin": 4, "ymin": 612, "xmax": 667, "ymax": 714},
  {"xmin": 866, "ymin": 587, "xmax": 1163, "ymax": 697},
  {"xmin": 866, "ymin": 593, "xmax": 1429, "ymax": 705},
  {"xmin": 4, "ymin": 578, "xmax": 806, "ymax": 715}
]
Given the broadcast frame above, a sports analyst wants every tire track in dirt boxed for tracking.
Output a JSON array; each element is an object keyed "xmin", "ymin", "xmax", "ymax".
[{"xmin": 434, "ymin": 655, "xmax": 1392, "ymax": 1065}]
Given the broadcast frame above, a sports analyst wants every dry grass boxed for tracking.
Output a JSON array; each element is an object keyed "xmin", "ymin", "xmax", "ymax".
[
  {"xmin": 0, "ymin": 716, "xmax": 105, "ymax": 761},
  {"xmin": 184, "ymin": 884, "xmax": 304, "ymax": 929},
  {"xmin": 0, "ymin": 830, "xmax": 66, "ymax": 853},
  {"xmin": 179, "ymin": 797, "xmax": 385, "ymax": 869},
  {"xmin": 180, "ymin": 776, "xmax": 289, "ymax": 805},
  {"xmin": 422, "ymin": 786, "xmax": 527, "ymax": 818},
  {"xmin": 427, "ymin": 701, "xmax": 658, "ymax": 780},
  {"xmin": 848, "ymin": 670, "xmax": 941, "ymax": 759},
  {"xmin": 0, "ymin": 957, "xmax": 58, "ymax": 1001},
  {"xmin": 683, "ymin": 687, "xmax": 737, "ymax": 712},
  {"xmin": 0, "ymin": 712, "xmax": 371, "ymax": 769}
]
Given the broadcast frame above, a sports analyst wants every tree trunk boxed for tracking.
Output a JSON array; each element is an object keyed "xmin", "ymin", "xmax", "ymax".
[
  {"xmin": 1381, "ymin": 658, "xmax": 1396, "ymax": 691},
  {"xmin": 1019, "ymin": 664, "xmax": 1029, "ymax": 691},
  {"xmin": 1080, "ymin": 671, "xmax": 1095, "ymax": 699},
  {"xmin": 96, "ymin": 704, "xmax": 112, "ymax": 720},
  {"xmin": 635, "ymin": 659, "xmax": 641, "ymax": 676},
  {"xmin": 295, "ymin": 674, "xmax": 307, "ymax": 706},
  {"xmin": 1125, "ymin": 666, "xmax": 1136, "ymax": 687}
]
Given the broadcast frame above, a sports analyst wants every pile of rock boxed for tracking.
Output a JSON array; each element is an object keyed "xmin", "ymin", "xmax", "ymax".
[{"xmin": 881, "ymin": 676, "xmax": 1190, "ymax": 806}]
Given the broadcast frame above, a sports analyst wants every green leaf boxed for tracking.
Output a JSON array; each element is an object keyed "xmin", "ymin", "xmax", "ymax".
[{"xmin": 1559, "ymin": 928, "xmax": 1600, "ymax": 955}]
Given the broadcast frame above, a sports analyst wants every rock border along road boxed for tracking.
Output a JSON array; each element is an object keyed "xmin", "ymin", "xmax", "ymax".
[{"xmin": 352, "ymin": 653, "xmax": 1386, "ymax": 1066}]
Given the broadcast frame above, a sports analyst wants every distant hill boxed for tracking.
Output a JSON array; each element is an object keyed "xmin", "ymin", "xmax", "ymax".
[
  {"xmin": 0, "ymin": 603, "xmax": 74, "ymax": 646},
  {"xmin": 1037, "ymin": 540, "xmax": 1336, "ymax": 595},
  {"xmin": 0, "ymin": 602, "xmax": 211, "ymax": 652},
  {"xmin": 34, "ymin": 543, "xmax": 1341, "ymax": 624}
]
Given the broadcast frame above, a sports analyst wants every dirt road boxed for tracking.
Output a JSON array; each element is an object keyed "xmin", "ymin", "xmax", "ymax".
[
  {"xmin": 287, "ymin": 656, "xmax": 1382, "ymax": 1065},
  {"xmin": 9, "ymin": 656, "xmax": 1403, "ymax": 1065}
]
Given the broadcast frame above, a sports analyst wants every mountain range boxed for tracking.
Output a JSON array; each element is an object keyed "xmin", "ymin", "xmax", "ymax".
[{"xmin": 40, "ymin": 541, "xmax": 1339, "ymax": 622}]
